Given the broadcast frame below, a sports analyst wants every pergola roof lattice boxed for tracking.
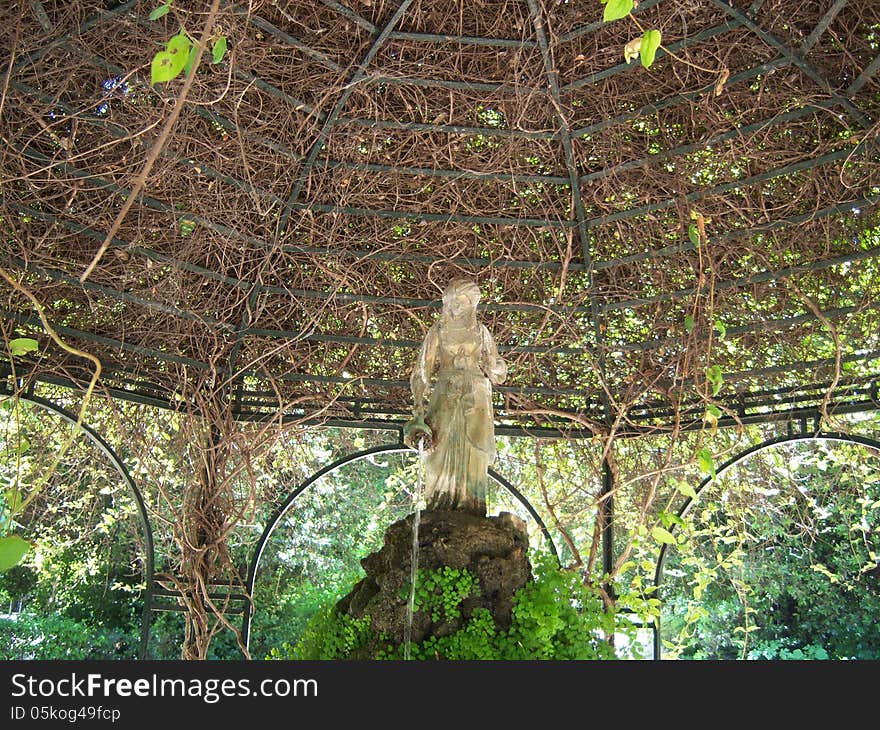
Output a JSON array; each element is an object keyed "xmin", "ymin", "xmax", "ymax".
[{"xmin": 1, "ymin": 0, "xmax": 879, "ymax": 435}]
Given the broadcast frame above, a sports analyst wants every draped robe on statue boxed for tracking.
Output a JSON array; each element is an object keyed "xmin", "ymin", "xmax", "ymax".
[{"xmin": 409, "ymin": 315, "xmax": 507, "ymax": 516}]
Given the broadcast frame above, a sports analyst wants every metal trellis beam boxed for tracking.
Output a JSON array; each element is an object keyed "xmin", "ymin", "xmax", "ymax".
[
  {"xmin": 594, "ymin": 193, "xmax": 880, "ymax": 272},
  {"xmin": 388, "ymin": 31, "xmax": 537, "ymax": 48},
  {"xmin": 847, "ymin": 53, "xmax": 880, "ymax": 97},
  {"xmin": 4, "ymin": 195, "xmax": 594, "ymax": 317},
  {"xmin": 799, "ymin": 0, "xmax": 849, "ymax": 54},
  {"xmin": 578, "ymin": 101, "xmax": 837, "ymax": 187},
  {"xmin": 614, "ymin": 303, "xmax": 863, "ymax": 355},
  {"xmin": 277, "ymin": 0, "xmax": 418, "ymax": 238},
  {"xmin": 585, "ymin": 142, "xmax": 876, "ymax": 229},
  {"xmin": 228, "ymin": 4, "xmax": 345, "ymax": 72},
  {"xmin": 600, "ymin": 243, "xmax": 880, "ymax": 313},
  {"xmin": 318, "ymin": 0, "xmax": 376, "ymax": 34},
  {"xmin": 708, "ymin": 0, "xmax": 872, "ymax": 128},
  {"xmin": 526, "ymin": 0, "xmax": 616, "ymax": 440}
]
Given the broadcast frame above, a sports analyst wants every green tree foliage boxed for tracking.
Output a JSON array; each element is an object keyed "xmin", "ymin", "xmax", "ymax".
[
  {"xmin": 0, "ymin": 397, "xmax": 146, "ymax": 659},
  {"xmin": 2, "ymin": 379, "xmax": 878, "ymax": 660},
  {"xmin": 661, "ymin": 440, "xmax": 880, "ymax": 659},
  {"xmin": 247, "ymin": 449, "xmax": 417, "ymax": 658},
  {"xmin": 0, "ymin": 613, "xmax": 130, "ymax": 659}
]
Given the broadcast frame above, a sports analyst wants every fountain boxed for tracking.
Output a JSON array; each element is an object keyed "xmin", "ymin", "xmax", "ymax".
[
  {"xmin": 334, "ymin": 279, "xmax": 533, "ymax": 658},
  {"xmin": 402, "ymin": 437, "xmax": 425, "ymax": 660}
]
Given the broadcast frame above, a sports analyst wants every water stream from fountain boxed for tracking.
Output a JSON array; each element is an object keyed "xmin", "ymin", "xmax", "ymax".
[{"xmin": 403, "ymin": 437, "xmax": 425, "ymax": 660}]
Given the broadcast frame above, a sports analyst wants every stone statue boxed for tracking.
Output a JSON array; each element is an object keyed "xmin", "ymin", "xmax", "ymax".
[{"xmin": 403, "ymin": 278, "xmax": 507, "ymax": 516}]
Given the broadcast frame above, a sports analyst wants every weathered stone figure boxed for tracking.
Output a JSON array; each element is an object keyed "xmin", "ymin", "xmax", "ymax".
[{"xmin": 404, "ymin": 278, "xmax": 507, "ymax": 516}]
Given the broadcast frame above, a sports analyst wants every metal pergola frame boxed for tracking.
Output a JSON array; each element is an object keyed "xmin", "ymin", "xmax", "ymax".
[
  {"xmin": 2, "ymin": 0, "xmax": 878, "ymax": 434},
  {"xmin": 1, "ymin": 0, "xmax": 879, "ymax": 660},
  {"xmin": 9, "ymin": 381, "xmax": 877, "ymax": 660}
]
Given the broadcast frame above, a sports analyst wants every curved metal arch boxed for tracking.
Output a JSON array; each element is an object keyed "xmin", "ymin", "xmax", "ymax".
[
  {"xmin": 651, "ymin": 431, "xmax": 880, "ymax": 660},
  {"xmin": 242, "ymin": 443, "xmax": 559, "ymax": 652},
  {"xmin": 4, "ymin": 392, "xmax": 156, "ymax": 660}
]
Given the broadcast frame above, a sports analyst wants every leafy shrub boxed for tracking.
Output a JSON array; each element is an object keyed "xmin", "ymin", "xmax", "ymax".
[
  {"xmin": 271, "ymin": 553, "xmax": 640, "ymax": 660},
  {"xmin": 0, "ymin": 612, "xmax": 136, "ymax": 659},
  {"xmin": 267, "ymin": 605, "xmax": 372, "ymax": 660}
]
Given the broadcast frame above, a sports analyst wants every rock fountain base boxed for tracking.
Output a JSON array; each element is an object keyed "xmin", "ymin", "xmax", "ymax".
[{"xmin": 336, "ymin": 509, "xmax": 532, "ymax": 654}]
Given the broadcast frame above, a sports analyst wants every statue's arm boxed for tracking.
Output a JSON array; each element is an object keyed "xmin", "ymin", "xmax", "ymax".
[
  {"xmin": 404, "ymin": 324, "xmax": 438, "ymax": 448},
  {"xmin": 411, "ymin": 323, "xmax": 439, "ymax": 417},
  {"xmin": 480, "ymin": 324, "xmax": 507, "ymax": 384}
]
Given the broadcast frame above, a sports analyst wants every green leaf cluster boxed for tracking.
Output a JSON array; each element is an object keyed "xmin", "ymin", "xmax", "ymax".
[
  {"xmin": 412, "ymin": 566, "xmax": 476, "ymax": 623},
  {"xmin": 272, "ymin": 604, "xmax": 372, "ymax": 660},
  {"xmin": 8, "ymin": 338, "xmax": 38, "ymax": 357},
  {"xmin": 148, "ymin": 2, "xmax": 226, "ymax": 84},
  {"xmin": 0, "ymin": 536, "xmax": 29, "ymax": 572},
  {"xmin": 0, "ymin": 612, "xmax": 135, "ymax": 659},
  {"xmin": 697, "ymin": 447, "xmax": 717, "ymax": 478},
  {"xmin": 149, "ymin": 4, "xmax": 172, "ymax": 21},
  {"xmin": 662, "ymin": 441, "xmax": 880, "ymax": 659},
  {"xmin": 706, "ymin": 365, "xmax": 724, "ymax": 396},
  {"xmin": 602, "ymin": 0, "xmax": 633, "ymax": 23},
  {"xmin": 639, "ymin": 30, "xmax": 661, "ymax": 68},
  {"xmin": 151, "ymin": 32, "xmax": 193, "ymax": 85},
  {"xmin": 280, "ymin": 554, "xmax": 632, "ymax": 660}
]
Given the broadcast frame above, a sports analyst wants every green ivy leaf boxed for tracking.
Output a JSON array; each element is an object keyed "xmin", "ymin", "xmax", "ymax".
[
  {"xmin": 688, "ymin": 223, "xmax": 700, "ymax": 246},
  {"xmin": 166, "ymin": 32, "xmax": 191, "ymax": 56},
  {"xmin": 149, "ymin": 4, "xmax": 171, "ymax": 20},
  {"xmin": 9, "ymin": 337, "xmax": 38, "ymax": 356},
  {"xmin": 603, "ymin": 0, "xmax": 633, "ymax": 23},
  {"xmin": 0, "ymin": 535, "xmax": 30, "ymax": 572},
  {"xmin": 651, "ymin": 526, "xmax": 676, "ymax": 545},
  {"xmin": 706, "ymin": 364, "xmax": 724, "ymax": 396},
  {"xmin": 151, "ymin": 51, "xmax": 178, "ymax": 84},
  {"xmin": 684, "ymin": 314, "xmax": 695, "ymax": 332},
  {"xmin": 697, "ymin": 447, "xmax": 716, "ymax": 478},
  {"xmin": 183, "ymin": 45, "xmax": 199, "ymax": 78},
  {"xmin": 212, "ymin": 36, "xmax": 228, "ymax": 64},
  {"xmin": 706, "ymin": 404, "xmax": 722, "ymax": 419},
  {"xmin": 640, "ymin": 29, "xmax": 661, "ymax": 69},
  {"xmin": 152, "ymin": 32, "xmax": 191, "ymax": 84},
  {"xmin": 714, "ymin": 319, "xmax": 727, "ymax": 339},
  {"xmin": 4, "ymin": 488, "xmax": 22, "ymax": 513},
  {"xmin": 13, "ymin": 434, "xmax": 29, "ymax": 455},
  {"xmin": 676, "ymin": 481, "xmax": 697, "ymax": 499}
]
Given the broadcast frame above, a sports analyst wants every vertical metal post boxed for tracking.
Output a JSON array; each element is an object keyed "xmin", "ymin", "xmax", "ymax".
[
  {"xmin": 601, "ymin": 455, "xmax": 616, "ymax": 649},
  {"xmin": 601, "ymin": 457, "xmax": 614, "ymax": 585},
  {"xmin": 653, "ymin": 605, "xmax": 662, "ymax": 660},
  {"xmin": 140, "ymin": 583, "xmax": 153, "ymax": 660}
]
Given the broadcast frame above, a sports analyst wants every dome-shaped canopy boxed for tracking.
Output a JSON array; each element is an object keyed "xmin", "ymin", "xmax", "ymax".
[{"xmin": 1, "ymin": 0, "xmax": 878, "ymax": 434}]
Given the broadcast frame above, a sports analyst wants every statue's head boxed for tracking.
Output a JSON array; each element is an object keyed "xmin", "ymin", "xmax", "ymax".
[{"xmin": 442, "ymin": 278, "xmax": 482, "ymax": 317}]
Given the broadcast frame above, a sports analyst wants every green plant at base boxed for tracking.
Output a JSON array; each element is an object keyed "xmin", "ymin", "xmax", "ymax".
[
  {"xmin": 274, "ymin": 552, "xmax": 643, "ymax": 660},
  {"xmin": 411, "ymin": 566, "xmax": 476, "ymax": 623},
  {"xmin": 269, "ymin": 604, "xmax": 372, "ymax": 660}
]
